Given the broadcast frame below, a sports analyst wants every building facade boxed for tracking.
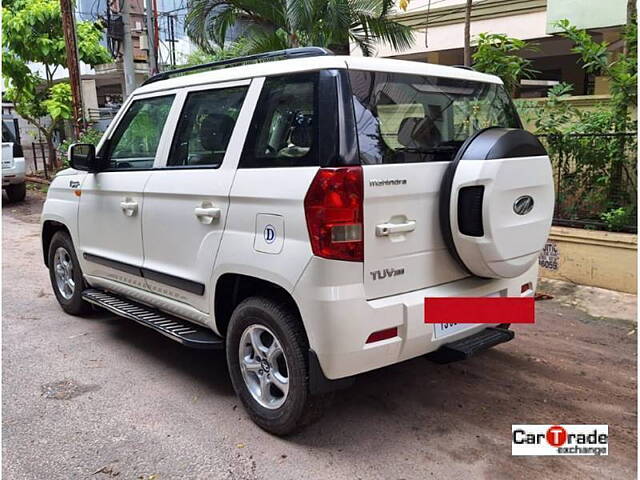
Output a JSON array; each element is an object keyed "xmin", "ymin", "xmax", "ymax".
[
  {"xmin": 40, "ymin": 0, "xmax": 193, "ymax": 115},
  {"xmin": 356, "ymin": 0, "xmax": 629, "ymax": 98}
]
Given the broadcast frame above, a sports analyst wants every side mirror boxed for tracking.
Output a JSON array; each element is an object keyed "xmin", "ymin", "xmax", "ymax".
[{"xmin": 69, "ymin": 143, "xmax": 98, "ymax": 172}]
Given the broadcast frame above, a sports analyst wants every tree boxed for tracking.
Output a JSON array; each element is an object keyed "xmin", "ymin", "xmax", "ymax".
[
  {"xmin": 178, "ymin": 39, "xmax": 251, "ymax": 66},
  {"xmin": 184, "ymin": 0, "xmax": 414, "ymax": 57},
  {"xmin": 2, "ymin": 0, "xmax": 111, "ymax": 169},
  {"xmin": 471, "ymin": 33, "xmax": 537, "ymax": 96},
  {"xmin": 555, "ymin": 18, "xmax": 637, "ymax": 132},
  {"xmin": 463, "ymin": 0, "xmax": 472, "ymax": 66},
  {"xmin": 554, "ymin": 16, "xmax": 637, "ymax": 207}
]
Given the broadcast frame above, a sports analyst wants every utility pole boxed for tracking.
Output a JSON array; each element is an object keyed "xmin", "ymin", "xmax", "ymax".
[
  {"xmin": 463, "ymin": 0, "xmax": 472, "ymax": 66},
  {"xmin": 153, "ymin": 0, "xmax": 160, "ymax": 65},
  {"xmin": 121, "ymin": 0, "xmax": 137, "ymax": 97},
  {"xmin": 60, "ymin": 0, "xmax": 85, "ymax": 139},
  {"xmin": 168, "ymin": 14, "xmax": 177, "ymax": 67},
  {"xmin": 145, "ymin": 0, "xmax": 158, "ymax": 76}
]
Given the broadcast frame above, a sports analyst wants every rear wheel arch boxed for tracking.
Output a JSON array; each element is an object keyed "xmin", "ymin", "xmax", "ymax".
[
  {"xmin": 214, "ymin": 273, "xmax": 307, "ymax": 341},
  {"xmin": 215, "ymin": 273, "xmax": 350, "ymax": 399},
  {"xmin": 42, "ymin": 220, "xmax": 71, "ymax": 268}
]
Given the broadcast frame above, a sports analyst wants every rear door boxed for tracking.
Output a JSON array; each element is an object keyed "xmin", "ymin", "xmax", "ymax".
[
  {"xmin": 348, "ymin": 69, "xmax": 522, "ymax": 299},
  {"xmin": 140, "ymin": 79, "xmax": 260, "ymax": 313}
]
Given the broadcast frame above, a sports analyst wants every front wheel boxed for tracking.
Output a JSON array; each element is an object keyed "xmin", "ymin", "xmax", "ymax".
[
  {"xmin": 226, "ymin": 296, "xmax": 324, "ymax": 435},
  {"xmin": 47, "ymin": 231, "xmax": 91, "ymax": 315}
]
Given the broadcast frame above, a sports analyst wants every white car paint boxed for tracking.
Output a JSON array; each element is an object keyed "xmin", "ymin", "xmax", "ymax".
[
  {"xmin": 134, "ymin": 56, "xmax": 501, "ymax": 97},
  {"xmin": 293, "ymin": 255, "xmax": 538, "ymax": 379},
  {"xmin": 140, "ymin": 79, "xmax": 259, "ymax": 314},
  {"xmin": 362, "ymin": 161, "xmax": 468, "ymax": 300},
  {"xmin": 2, "ymin": 142, "xmax": 26, "ymax": 187},
  {"xmin": 41, "ymin": 55, "xmax": 550, "ymax": 381},
  {"xmin": 449, "ymin": 154, "xmax": 555, "ymax": 278}
]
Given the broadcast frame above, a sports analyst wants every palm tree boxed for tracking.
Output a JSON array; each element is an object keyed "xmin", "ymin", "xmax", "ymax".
[{"xmin": 185, "ymin": 0, "xmax": 414, "ymax": 56}]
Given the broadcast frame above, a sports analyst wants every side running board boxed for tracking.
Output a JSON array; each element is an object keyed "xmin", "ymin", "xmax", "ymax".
[{"xmin": 82, "ymin": 289, "xmax": 224, "ymax": 350}]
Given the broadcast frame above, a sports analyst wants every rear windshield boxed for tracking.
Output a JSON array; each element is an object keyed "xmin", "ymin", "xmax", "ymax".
[{"xmin": 348, "ymin": 70, "xmax": 521, "ymax": 164}]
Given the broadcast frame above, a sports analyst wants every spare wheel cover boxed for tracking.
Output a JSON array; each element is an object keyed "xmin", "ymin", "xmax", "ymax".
[{"xmin": 439, "ymin": 127, "xmax": 554, "ymax": 279}]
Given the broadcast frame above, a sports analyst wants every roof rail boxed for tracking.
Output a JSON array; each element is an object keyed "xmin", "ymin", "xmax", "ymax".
[{"xmin": 142, "ymin": 47, "xmax": 334, "ymax": 86}]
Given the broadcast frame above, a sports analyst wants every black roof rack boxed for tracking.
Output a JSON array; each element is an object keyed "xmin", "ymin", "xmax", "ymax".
[{"xmin": 142, "ymin": 46, "xmax": 334, "ymax": 86}]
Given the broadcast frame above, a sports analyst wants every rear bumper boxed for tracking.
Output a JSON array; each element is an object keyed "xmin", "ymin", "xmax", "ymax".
[
  {"xmin": 2, "ymin": 158, "xmax": 26, "ymax": 186},
  {"xmin": 294, "ymin": 258, "xmax": 537, "ymax": 380}
]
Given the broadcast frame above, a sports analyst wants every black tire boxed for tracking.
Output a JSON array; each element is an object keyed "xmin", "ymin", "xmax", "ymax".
[
  {"xmin": 5, "ymin": 182, "xmax": 26, "ymax": 203},
  {"xmin": 47, "ymin": 230, "xmax": 92, "ymax": 315},
  {"xmin": 226, "ymin": 296, "xmax": 326, "ymax": 436}
]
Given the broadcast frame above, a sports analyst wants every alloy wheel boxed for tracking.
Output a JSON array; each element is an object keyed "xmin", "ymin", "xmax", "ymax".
[
  {"xmin": 53, "ymin": 247, "xmax": 75, "ymax": 300},
  {"xmin": 238, "ymin": 324, "xmax": 290, "ymax": 409}
]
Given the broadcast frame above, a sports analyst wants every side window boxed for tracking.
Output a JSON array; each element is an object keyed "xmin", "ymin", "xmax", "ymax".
[
  {"xmin": 167, "ymin": 86, "xmax": 247, "ymax": 168},
  {"xmin": 240, "ymin": 73, "xmax": 318, "ymax": 168},
  {"xmin": 104, "ymin": 95, "xmax": 174, "ymax": 170}
]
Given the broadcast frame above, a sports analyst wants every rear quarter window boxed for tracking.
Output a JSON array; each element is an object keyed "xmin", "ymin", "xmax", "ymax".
[{"xmin": 240, "ymin": 73, "xmax": 319, "ymax": 168}]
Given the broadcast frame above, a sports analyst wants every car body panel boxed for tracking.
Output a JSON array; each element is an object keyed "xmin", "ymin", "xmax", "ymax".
[{"xmin": 41, "ymin": 56, "xmax": 547, "ymax": 382}]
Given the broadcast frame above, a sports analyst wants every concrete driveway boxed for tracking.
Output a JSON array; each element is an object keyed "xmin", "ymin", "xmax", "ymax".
[{"xmin": 2, "ymin": 192, "xmax": 637, "ymax": 479}]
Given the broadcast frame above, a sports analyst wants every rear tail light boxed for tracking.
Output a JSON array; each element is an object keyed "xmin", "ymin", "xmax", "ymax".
[
  {"xmin": 304, "ymin": 166, "xmax": 363, "ymax": 262},
  {"xmin": 366, "ymin": 327, "xmax": 398, "ymax": 344},
  {"xmin": 521, "ymin": 282, "xmax": 532, "ymax": 294}
]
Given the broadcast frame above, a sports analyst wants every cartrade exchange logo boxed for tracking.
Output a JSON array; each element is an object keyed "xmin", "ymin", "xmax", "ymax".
[{"xmin": 512, "ymin": 425, "xmax": 608, "ymax": 456}]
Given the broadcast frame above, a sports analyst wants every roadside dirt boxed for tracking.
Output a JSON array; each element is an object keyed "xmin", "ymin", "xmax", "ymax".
[
  {"xmin": 2, "ymin": 188, "xmax": 46, "ymax": 221},
  {"xmin": 538, "ymin": 277, "xmax": 637, "ymax": 324},
  {"xmin": 2, "ymin": 193, "xmax": 637, "ymax": 479}
]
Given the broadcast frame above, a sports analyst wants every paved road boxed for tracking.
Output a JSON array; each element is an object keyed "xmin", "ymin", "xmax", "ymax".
[{"xmin": 2, "ymin": 192, "xmax": 637, "ymax": 479}]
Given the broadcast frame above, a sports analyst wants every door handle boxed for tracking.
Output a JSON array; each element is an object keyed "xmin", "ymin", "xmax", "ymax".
[
  {"xmin": 120, "ymin": 198, "xmax": 138, "ymax": 217},
  {"xmin": 376, "ymin": 220, "xmax": 416, "ymax": 236},
  {"xmin": 194, "ymin": 205, "xmax": 221, "ymax": 225}
]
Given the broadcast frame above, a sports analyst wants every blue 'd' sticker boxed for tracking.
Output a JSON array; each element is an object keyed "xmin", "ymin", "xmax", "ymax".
[{"xmin": 264, "ymin": 224, "xmax": 276, "ymax": 244}]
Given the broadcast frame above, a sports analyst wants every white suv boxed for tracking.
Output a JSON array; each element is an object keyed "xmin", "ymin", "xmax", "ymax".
[
  {"xmin": 41, "ymin": 48, "xmax": 554, "ymax": 435},
  {"xmin": 2, "ymin": 120, "xmax": 27, "ymax": 202}
]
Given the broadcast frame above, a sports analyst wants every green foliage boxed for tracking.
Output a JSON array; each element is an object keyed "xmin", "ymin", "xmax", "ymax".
[
  {"xmin": 600, "ymin": 207, "xmax": 635, "ymax": 232},
  {"xmin": 532, "ymin": 83, "xmax": 580, "ymax": 135},
  {"xmin": 515, "ymin": 18, "xmax": 638, "ymax": 232},
  {"xmin": 42, "ymin": 83, "xmax": 72, "ymax": 122},
  {"xmin": 554, "ymin": 19, "xmax": 610, "ymax": 74},
  {"xmin": 184, "ymin": 0, "xmax": 414, "ymax": 57},
  {"xmin": 471, "ymin": 33, "xmax": 538, "ymax": 95},
  {"xmin": 554, "ymin": 18, "xmax": 637, "ymax": 128},
  {"xmin": 2, "ymin": 0, "xmax": 111, "ymax": 167},
  {"xmin": 543, "ymin": 18, "xmax": 638, "ymax": 232},
  {"xmin": 533, "ymin": 87, "xmax": 637, "ymax": 231},
  {"xmin": 178, "ymin": 40, "xmax": 251, "ymax": 66},
  {"xmin": 2, "ymin": 0, "xmax": 111, "ymax": 72},
  {"xmin": 58, "ymin": 126, "xmax": 104, "ymax": 167}
]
